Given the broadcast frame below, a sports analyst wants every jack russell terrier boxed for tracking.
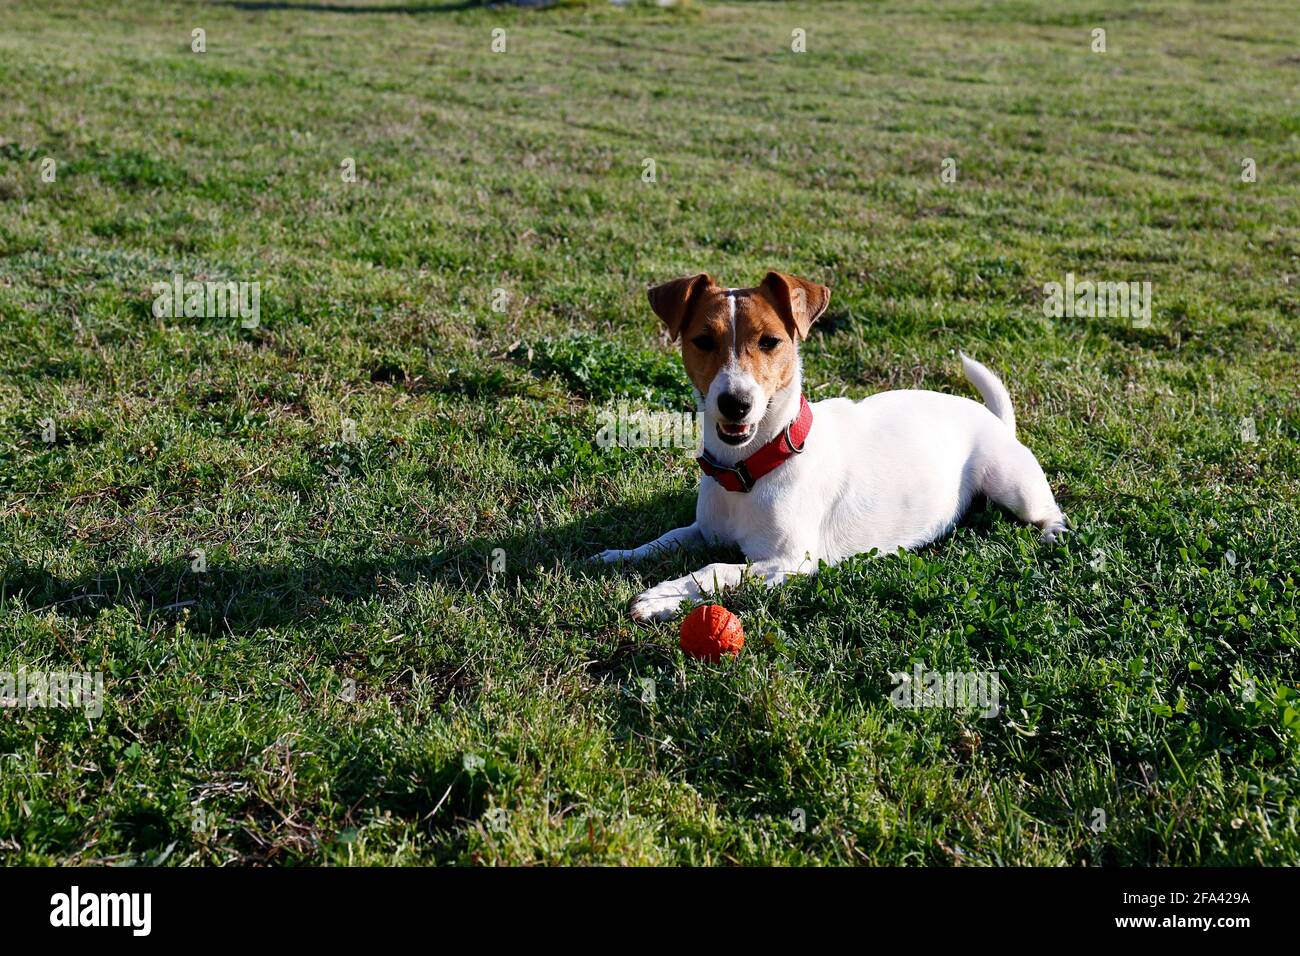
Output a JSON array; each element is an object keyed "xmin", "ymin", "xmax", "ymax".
[{"xmin": 593, "ymin": 272, "xmax": 1068, "ymax": 622}]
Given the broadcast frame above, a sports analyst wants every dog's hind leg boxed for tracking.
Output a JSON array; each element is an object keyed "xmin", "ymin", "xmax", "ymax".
[
  {"xmin": 591, "ymin": 523, "xmax": 704, "ymax": 564},
  {"xmin": 977, "ymin": 440, "xmax": 1068, "ymax": 543}
]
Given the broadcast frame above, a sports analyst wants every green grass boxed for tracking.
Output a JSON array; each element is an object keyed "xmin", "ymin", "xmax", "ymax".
[{"xmin": 1, "ymin": 0, "xmax": 1297, "ymax": 865}]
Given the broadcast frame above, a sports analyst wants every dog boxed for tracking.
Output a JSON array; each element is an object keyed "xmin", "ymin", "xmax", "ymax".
[{"xmin": 593, "ymin": 272, "xmax": 1068, "ymax": 622}]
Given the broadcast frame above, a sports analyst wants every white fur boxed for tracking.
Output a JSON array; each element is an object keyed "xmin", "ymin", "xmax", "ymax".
[{"xmin": 594, "ymin": 351, "xmax": 1067, "ymax": 622}]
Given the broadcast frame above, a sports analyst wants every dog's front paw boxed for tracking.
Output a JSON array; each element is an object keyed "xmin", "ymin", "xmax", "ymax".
[
  {"xmin": 590, "ymin": 549, "xmax": 631, "ymax": 564},
  {"xmin": 629, "ymin": 585, "xmax": 687, "ymax": 623},
  {"xmin": 1038, "ymin": 521, "xmax": 1070, "ymax": 544}
]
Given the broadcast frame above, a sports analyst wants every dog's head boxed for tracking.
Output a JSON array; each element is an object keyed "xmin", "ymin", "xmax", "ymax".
[{"xmin": 648, "ymin": 272, "xmax": 830, "ymax": 447}]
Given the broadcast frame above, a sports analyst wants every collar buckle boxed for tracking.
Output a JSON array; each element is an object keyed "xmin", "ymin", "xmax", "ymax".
[{"xmin": 700, "ymin": 454, "xmax": 753, "ymax": 492}]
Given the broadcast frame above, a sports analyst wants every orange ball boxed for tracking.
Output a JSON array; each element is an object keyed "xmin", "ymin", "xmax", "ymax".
[{"xmin": 679, "ymin": 604, "xmax": 744, "ymax": 662}]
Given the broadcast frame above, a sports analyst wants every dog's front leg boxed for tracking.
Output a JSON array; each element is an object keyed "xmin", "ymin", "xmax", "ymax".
[
  {"xmin": 629, "ymin": 559, "xmax": 794, "ymax": 623},
  {"xmin": 591, "ymin": 522, "xmax": 703, "ymax": 564}
]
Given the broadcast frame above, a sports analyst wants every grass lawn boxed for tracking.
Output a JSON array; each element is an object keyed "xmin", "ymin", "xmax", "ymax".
[{"xmin": 0, "ymin": 0, "xmax": 1297, "ymax": 865}]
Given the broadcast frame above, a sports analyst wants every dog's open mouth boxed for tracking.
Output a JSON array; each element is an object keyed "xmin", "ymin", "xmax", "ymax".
[{"xmin": 716, "ymin": 422, "xmax": 756, "ymax": 446}]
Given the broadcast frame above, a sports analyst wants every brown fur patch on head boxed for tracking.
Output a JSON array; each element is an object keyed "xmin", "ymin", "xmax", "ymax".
[
  {"xmin": 676, "ymin": 285, "xmax": 732, "ymax": 397},
  {"xmin": 650, "ymin": 272, "xmax": 830, "ymax": 405},
  {"xmin": 733, "ymin": 291, "xmax": 801, "ymax": 395},
  {"xmin": 677, "ymin": 289, "xmax": 801, "ymax": 400}
]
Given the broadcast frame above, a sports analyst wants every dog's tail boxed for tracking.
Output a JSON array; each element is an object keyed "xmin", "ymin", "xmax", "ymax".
[{"xmin": 960, "ymin": 353, "xmax": 1016, "ymax": 435}]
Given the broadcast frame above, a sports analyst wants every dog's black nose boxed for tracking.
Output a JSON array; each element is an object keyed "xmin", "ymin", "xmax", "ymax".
[{"xmin": 718, "ymin": 393, "xmax": 752, "ymax": 422}]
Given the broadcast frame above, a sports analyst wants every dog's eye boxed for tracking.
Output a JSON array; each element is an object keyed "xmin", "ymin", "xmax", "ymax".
[
  {"xmin": 690, "ymin": 335, "xmax": 716, "ymax": 351},
  {"xmin": 758, "ymin": 335, "xmax": 782, "ymax": 352}
]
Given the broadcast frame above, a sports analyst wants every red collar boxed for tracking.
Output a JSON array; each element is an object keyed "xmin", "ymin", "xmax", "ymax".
[{"xmin": 697, "ymin": 395, "xmax": 812, "ymax": 493}]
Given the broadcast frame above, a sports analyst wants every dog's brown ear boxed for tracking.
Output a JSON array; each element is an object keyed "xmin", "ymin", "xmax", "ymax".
[
  {"xmin": 647, "ymin": 273, "xmax": 714, "ymax": 342},
  {"xmin": 760, "ymin": 271, "xmax": 830, "ymax": 340}
]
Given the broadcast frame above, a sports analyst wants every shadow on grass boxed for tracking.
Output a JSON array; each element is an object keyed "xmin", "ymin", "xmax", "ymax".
[
  {"xmin": 0, "ymin": 489, "xmax": 708, "ymax": 637},
  {"xmin": 1, "ymin": 493, "xmax": 1013, "ymax": 642}
]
